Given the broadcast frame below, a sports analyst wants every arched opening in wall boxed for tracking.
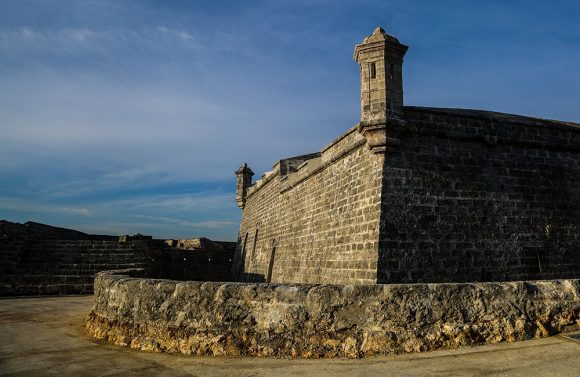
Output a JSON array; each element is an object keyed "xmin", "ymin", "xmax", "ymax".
[
  {"xmin": 370, "ymin": 62, "xmax": 376, "ymax": 79},
  {"xmin": 266, "ymin": 239, "xmax": 276, "ymax": 283},
  {"xmin": 251, "ymin": 228, "xmax": 259, "ymax": 261}
]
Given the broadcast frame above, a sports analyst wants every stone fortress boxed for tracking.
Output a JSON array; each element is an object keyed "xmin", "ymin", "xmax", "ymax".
[
  {"xmin": 233, "ymin": 27, "xmax": 580, "ymax": 286},
  {"xmin": 83, "ymin": 27, "xmax": 579, "ymax": 358},
  {"xmin": 4, "ymin": 27, "xmax": 578, "ymax": 359}
]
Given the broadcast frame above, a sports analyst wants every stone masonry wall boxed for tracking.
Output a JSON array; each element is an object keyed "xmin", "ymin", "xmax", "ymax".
[
  {"xmin": 146, "ymin": 239, "xmax": 235, "ymax": 282},
  {"xmin": 87, "ymin": 269, "xmax": 580, "ymax": 358},
  {"xmin": 0, "ymin": 221, "xmax": 147, "ymax": 295},
  {"xmin": 236, "ymin": 106, "xmax": 579, "ymax": 285},
  {"xmin": 377, "ymin": 107, "xmax": 580, "ymax": 283},
  {"xmin": 233, "ymin": 125, "xmax": 384, "ymax": 284},
  {"xmin": 1, "ymin": 221, "xmax": 238, "ymax": 294}
]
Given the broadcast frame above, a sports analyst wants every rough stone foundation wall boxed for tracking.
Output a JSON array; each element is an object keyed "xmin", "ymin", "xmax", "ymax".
[
  {"xmin": 233, "ymin": 125, "xmax": 384, "ymax": 284},
  {"xmin": 377, "ymin": 107, "xmax": 580, "ymax": 283},
  {"xmin": 87, "ymin": 269, "xmax": 580, "ymax": 358}
]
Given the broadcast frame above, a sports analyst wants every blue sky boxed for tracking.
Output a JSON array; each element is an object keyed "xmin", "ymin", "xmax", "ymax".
[{"xmin": 1, "ymin": 1, "xmax": 579, "ymax": 240}]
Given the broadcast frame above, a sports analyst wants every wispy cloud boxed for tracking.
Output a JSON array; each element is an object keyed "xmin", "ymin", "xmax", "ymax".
[
  {"xmin": 133, "ymin": 214, "xmax": 236, "ymax": 230},
  {"xmin": 0, "ymin": 188, "xmax": 240, "ymax": 239},
  {"xmin": 0, "ymin": 26, "xmax": 202, "ymax": 57},
  {"xmin": 0, "ymin": 0, "xmax": 578, "ymax": 240},
  {"xmin": 0, "ymin": 197, "xmax": 93, "ymax": 217},
  {"xmin": 157, "ymin": 26, "xmax": 198, "ymax": 46}
]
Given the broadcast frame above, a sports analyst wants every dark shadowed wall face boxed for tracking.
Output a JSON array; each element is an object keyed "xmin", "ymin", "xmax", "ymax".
[{"xmin": 378, "ymin": 108, "xmax": 580, "ymax": 283}]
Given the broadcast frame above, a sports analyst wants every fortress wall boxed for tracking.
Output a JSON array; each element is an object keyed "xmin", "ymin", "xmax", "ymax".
[
  {"xmin": 235, "ymin": 127, "xmax": 384, "ymax": 284},
  {"xmin": 87, "ymin": 269, "xmax": 580, "ymax": 358},
  {"xmin": 377, "ymin": 108, "xmax": 580, "ymax": 283},
  {"xmin": 147, "ymin": 240, "xmax": 235, "ymax": 282},
  {"xmin": 1, "ymin": 220, "xmax": 237, "ymax": 294},
  {"xmin": 0, "ymin": 238, "xmax": 148, "ymax": 296},
  {"xmin": 319, "ymin": 124, "xmax": 362, "ymax": 164},
  {"xmin": 154, "ymin": 248, "xmax": 233, "ymax": 281},
  {"xmin": 0, "ymin": 221, "xmax": 148, "ymax": 295},
  {"xmin": 233, "ymin": 166, "xmax": 283, "ymax": 282},
  {"xmin": 0, "ymin": 221, "xmax": 28, "ymax": 277},
  {"xmin": 276, "ymin": 140, "xmax": 382, "ymax": 284}
]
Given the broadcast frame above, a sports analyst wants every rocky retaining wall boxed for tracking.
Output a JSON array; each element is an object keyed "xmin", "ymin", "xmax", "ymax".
[{"xmin": 86, "ymin": 269, "xmax": 580, "ymax": 358}]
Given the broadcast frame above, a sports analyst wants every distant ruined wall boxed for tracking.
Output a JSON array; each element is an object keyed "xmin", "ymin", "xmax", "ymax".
[
  {"xmin": 147, "ymin": 239, "xmax": 235, "ymax": 282},
  {"xmin": 233, "ymin": 125, "xmax": 384, "ymax": 284},
  {"xmin": 0, "ymin": 221, "xmax": 147, "ymax": 295},
  {"xmin": 0, "ymin": 221, "xmax": 237, "ymax": 294},
  {"xmin": 377, "ymin": 107, "xmax": 580, "ymax": 283},
  {"xmin": 87, "ymin": 269, "xmax": 580, "ymax": 358}
]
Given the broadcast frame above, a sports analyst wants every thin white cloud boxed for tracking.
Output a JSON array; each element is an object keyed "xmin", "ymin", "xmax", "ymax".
[
  {"xmin": 60, "ymin": 207, "xmax": 93, "ymax": 216},
  {"xmin": 133, "ymin": 214, "xmax": 236, "ymax": 230},
  {"xmin": 0, "ymin": 27, "xmax": 98, "ymax": 54},
  {"xmin": 0, "ymin": 197, "xmax": 92, "ymax": 217},
  {"xmin": 177, "ymin": 30, "xmax": 194, "ymax": 42},
  {"xmin": 61, "ymin": 28, "xmax": 96, "ymax": 42},
  {"xmin": 0, "ymin": 188, "xmax": 240, "ymax": 239},
  {"xmin": 67, "ymin": 220, "xmax": 239, "ymax": 240},
  {"xmin": 0, "ymin": 26, "xmax": 203, "ymax": 56},
  {"xmin": 101, "ymin": 191, "xmax": 237, "ymax": 213}
]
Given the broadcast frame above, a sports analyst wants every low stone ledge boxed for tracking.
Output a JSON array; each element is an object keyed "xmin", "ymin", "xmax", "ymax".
[{"xmin": 86, "ymin": 270, "xmax": 580, "ymax": 358}]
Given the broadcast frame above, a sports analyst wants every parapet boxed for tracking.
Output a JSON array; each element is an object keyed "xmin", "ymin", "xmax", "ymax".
[{"xmin": 87, "ymin": 268, "xmax": 580, "ymax": 358}]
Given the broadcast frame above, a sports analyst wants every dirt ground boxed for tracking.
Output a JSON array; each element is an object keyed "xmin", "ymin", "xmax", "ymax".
[{"xmin": 1, "ymin": 295, "xmax": 579, "ymax": 377}]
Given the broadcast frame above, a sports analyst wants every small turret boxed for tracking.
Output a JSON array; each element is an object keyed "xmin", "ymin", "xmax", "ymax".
[
  {"xmin": 235, "ymin": 163, "xmax": 254, "ymax": 209},
  {"xmin": 354, "ymin": 27, "xmax": 408, "ymax": 153}
]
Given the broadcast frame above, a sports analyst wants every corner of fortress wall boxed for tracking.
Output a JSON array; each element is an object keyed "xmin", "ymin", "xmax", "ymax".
[{"xmin": 233, "ymin": 123, "xmax": 385, "ymax": 285}]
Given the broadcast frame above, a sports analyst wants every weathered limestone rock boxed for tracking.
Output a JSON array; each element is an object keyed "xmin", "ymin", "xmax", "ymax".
[{"xmin": 86, "ymin": 269, "xmax": 580, "ymax": 358}]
